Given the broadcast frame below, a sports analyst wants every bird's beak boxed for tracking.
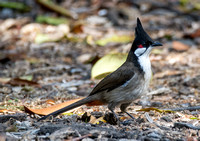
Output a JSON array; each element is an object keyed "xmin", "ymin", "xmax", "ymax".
[{"xmin": 152, "ymin": 41, "xmax": 162, "ymax": 47}]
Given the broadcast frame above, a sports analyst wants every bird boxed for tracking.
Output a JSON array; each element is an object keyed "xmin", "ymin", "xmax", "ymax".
[{"xmin": 39, "ymin": 18, "xmax": 162, "ymax": 121}]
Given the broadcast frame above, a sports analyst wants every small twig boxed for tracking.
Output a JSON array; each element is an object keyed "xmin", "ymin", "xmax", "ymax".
[
  {"xmin": 68, "ymin": 133, "xmax": 92, "ymax": 141},
  {"xmin": 174, "ymin": 122, "xmax": 200, "ymax": 130},
  {"xmin": 147, "ymin": 87, "xmax": 171, "ymax": 96},
  {"xmin": 145, "ymin": 113, "xmax": 170, "ymax": 130},
  {"xmin": 164, "ymin": 106, "xmax": 200, "ymax": 111}
]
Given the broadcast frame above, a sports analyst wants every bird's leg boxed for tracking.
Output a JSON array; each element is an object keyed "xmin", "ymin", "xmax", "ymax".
[
  {"xmin": 108, "ymin": 103, "xmax": 120, "ymax": 125},
  {"xmin": 120, "ymin": 103, "xmax": 135, "ymax": 120},
  {"xmin": 125, "ymin": 111, "xmax": 135, "ymax": 120}
]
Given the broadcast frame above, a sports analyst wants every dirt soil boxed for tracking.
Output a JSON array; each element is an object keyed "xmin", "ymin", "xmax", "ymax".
[{"xmin": 0, "ymin": 0, "xmax": 200, "ymax": 140}]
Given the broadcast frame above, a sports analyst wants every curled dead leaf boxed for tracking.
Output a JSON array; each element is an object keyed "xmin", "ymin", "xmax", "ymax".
[
  {"xmin": 24, "ymin": 98, "xmax": 84, "ymax": 116},
  {"xmin": 7, "ymin": 78, "xmax": 40, "ymax": 87},
  {"xmin": 7, "ymin": 78, "xmax": 41, "ymax": 88}
]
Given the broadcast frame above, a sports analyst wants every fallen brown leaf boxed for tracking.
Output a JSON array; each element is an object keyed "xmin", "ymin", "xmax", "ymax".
[
  {"xmin": 89, "ymin": 116, "xmax": 106, "ymax": 124},
  {"xmin": 7, "ymin": 78, "xmax": 41, "ymax": 87},
  {"xmin": 172, "ymin": 41, "xmax": 189, "ymax": 51},
  {"xmin": 0, "ymin": 78, "xmax": 11, "ymax": 84},
  {"xmin": 24, "ymin": 98, "xmax": 84, "ymax": 115},
  {"xmin": 0, "ymin": 109, "xmax": 9, "ymax": 113},
  {"xmin": 184, "ymin": 28, "xmax": 200, "ymax": 38}
]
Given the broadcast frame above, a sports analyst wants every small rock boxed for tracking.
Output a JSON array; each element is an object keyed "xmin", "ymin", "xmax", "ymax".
[
  {"xmin": 67, "ymin": 87, "xmax": 77, "ymax": 92},
  {"xmin": 91, "ymin": 111, "xmax": 103, "ymax": 118},
  {"xmin": 147, "ymin": 132, "xmax": 162, "ymax": 139},
  {"xmin": 70, "ymin": 68, "xmax": 83, "ymax": 74},
  {"xmin": 82, "ymin": 138, "xmax": 94, "ymax": 141},
  {"xmin": 150, "ymin": 102, "xmax": 163, "ymax": 107},
  {"xmin": 77, "ymin": 54, "xmax": 93, "ymax": 64},
  {"xmin": 1, "ymin": 8, "xmax": 14, "ymax": 19},
  {"xmin": 136, "ymin": 117, "xmax": 145, "ymax": 124},
  {"xmin": 87, "ymin": 16, "xmax": 108, "ymax": 25},
  {"xmin": 180, "ymin": 103, "xmax": 191, "ymax": 107},
  {"xmin": 161, "ymin": 116, "xmax": 172, "ymax": 122},
  {"xmin": 121, "ymin": 119, "xmax": 134, "ymax": 126}
]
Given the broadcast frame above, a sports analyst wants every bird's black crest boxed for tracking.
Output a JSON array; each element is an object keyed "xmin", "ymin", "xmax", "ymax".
[
  {"xmin": 135, "ymin": 18, "xmax": 153, "ymax": 43},
  {"xmin": 129, "ymin": 18, "xmax": 154, "ymax": 53}
]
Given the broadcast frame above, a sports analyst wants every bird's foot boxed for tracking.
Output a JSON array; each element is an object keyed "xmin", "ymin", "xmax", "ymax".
[{"xmin": 104, "ymin": 112, "xmax": 120, "ymax": 125}]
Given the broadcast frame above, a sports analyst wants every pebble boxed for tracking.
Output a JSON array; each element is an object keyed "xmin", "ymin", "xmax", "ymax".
[
  {"xmin": 1, "ymin": 8, "xmax": 14, "ymax": 19},
  {"xmin": 150, "ymin": 101, "xmax": 163, "ymax": 107},
  {"xmin": 82, "ymin": 138, "xmax": 94, "ymax": 141},
  {"xmin": 160, "ymin": 116, "xmax": 172, "ymax": 122},
  {"xmin": 147, "ymin": 132, "xmax": 162, "ymax": 139}
]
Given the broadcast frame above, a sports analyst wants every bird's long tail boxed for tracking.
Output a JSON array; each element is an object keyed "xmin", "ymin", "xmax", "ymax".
[{"xmin": 38, "ymin": 94, "xmax": 100, "ymax": 121}]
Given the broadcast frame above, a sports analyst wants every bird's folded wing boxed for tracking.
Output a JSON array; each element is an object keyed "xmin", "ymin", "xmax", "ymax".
[{"xmin": 89, "ymin": 63, "xmax": 135, "ymax": 95}]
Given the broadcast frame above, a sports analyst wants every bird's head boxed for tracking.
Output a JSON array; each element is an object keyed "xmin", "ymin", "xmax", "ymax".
[{"xmin": 131, "ymin": 18, "xmax": 162, "ymax": 57}]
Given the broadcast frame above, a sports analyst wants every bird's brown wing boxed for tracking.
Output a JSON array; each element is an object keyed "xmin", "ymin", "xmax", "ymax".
[{"xmin": 89, "ymin": 63, "xmax": 135, "ymax": 96}]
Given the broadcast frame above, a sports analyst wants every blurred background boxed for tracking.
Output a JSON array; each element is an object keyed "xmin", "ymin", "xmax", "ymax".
[{"xmin": 0, "ymin": 0, "xmax": 200, "ymax": 140}]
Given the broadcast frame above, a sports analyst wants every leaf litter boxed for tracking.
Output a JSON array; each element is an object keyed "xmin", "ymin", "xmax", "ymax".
[{"xmin": 0, "ymin": 0, "xmax": 200, "ymax": 140}]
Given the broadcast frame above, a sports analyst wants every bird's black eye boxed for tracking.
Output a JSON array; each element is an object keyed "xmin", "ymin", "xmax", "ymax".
[{"xmin": 144, "ymin": 41, "xmax": 152, "ymax": 47}]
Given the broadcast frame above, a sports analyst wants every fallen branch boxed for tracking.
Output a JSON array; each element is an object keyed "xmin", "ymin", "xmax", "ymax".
[
  {"xmin": 174, "ymin": 122, "xmax": 200, "ymax": 130},
  {"xmin": 164, "ymin": 106, "xmax": 200, "ymax": 111}
]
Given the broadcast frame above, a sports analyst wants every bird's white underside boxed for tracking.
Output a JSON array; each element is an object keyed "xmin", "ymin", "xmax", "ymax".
[{"xmin": 136, "ymin": 47, "xmax": 152, "ymax": 82}]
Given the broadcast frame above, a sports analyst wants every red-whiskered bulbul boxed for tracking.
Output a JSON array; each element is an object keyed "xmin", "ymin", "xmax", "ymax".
[{"xmin": 39, "ymin": 18, "xmax": 162, "ymax": 121}]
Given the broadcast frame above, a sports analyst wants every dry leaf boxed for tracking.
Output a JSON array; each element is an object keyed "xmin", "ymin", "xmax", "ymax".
[
  {"xmin": 0, "ymin": 78, "xmax": 11, "ymax": 84},
  {"xmin": 185, "ymin": 28, "xmax": 200, "ymax": 38},
  {"xmin": 0, "ymin": 109, "xmax": 9, "ymax": 113},
  {"xmin": 7, "ymin": 78, "xmax": 41, "ymax": 88},
  {"xmin": 71, "ymin": 23, "xmax": 83, "ymax": 33},
  {"xmin": 46, "ymin": 99, "xmax": 56, "ymax": 105},
  {"xmin": 24, "ymin": 98, "xmax": 84, "ymax": 115},
  {"xmin": 137, "ymin": 107, "xmax": 174, "ymax": 113},
  {"xmin": 89, "ymin": 116, "xmax": 106, "ymax": 124},
  {"xmin": 172, "ymin": 41, "xmax": 189, "ymax": 51}
]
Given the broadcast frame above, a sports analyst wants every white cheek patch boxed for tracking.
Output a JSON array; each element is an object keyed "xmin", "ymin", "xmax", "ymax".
[{"xmin": 134, "ymin": 48, "xmax": 146, "ymax": 57}]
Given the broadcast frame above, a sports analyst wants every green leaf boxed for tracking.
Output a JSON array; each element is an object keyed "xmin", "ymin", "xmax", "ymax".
[
  {"xmin": 91, "ymin": 53, "xmax": 128, "ymax": 79},
  {"xmin": 35, "ymin": 33, "xmax": 65, "ymax": 44},
  {"xmin": 20, "ymin": 75, "xmax": 33, "ymax": 81},
  {"xmin": 35, "ymin": 34, "xmax": 50, "ymax": 44},
  {"xmin": 0, "ymin": 1, "xmax": 30, "ymax": 12},
  {"xmin": 36, "ymin": 15, "xmax": 69, "ymax": 25}
]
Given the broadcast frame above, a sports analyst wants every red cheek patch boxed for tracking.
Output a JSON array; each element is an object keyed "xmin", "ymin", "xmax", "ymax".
[{"xmin": 138, "ymin": 44, "xmax": 143, "ymax": 48}]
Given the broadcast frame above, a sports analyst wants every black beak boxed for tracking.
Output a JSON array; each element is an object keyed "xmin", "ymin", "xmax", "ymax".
[{"xmin": 152, "ymin": 41, "xmax": 162, "ymax": 47}]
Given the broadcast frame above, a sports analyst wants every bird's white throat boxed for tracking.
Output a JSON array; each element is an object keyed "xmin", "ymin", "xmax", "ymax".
[{"xmin": 135, "ymin": 47, "xmax": 152, "ymax": 81}]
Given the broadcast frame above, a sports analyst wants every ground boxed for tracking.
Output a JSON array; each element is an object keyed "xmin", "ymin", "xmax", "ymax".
[{"xmin": 0, "ymin": 0, "xmax": 200, "ymax": 140}]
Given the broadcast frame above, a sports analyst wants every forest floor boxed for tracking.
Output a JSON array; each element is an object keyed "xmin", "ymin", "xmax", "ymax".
[{"xmin": 0, "ymin": 0, "xmax": 200, "ymax": 140}]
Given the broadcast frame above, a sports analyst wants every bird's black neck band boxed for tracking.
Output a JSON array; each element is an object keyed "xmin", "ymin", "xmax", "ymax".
[{"xmin": 127, "ymin": 51, "xmax": 143, "ymax": 72}]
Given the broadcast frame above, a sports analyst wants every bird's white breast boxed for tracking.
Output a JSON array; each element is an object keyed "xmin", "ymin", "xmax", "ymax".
[{"xmin": 138, "ymin": 54, "xmax": 152, "ymax": 82}]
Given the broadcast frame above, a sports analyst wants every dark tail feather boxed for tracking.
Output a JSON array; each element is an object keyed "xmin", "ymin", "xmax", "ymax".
[{"xmin": 38, "ymin": 95, "xmax": 98, "ymax": 121}]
